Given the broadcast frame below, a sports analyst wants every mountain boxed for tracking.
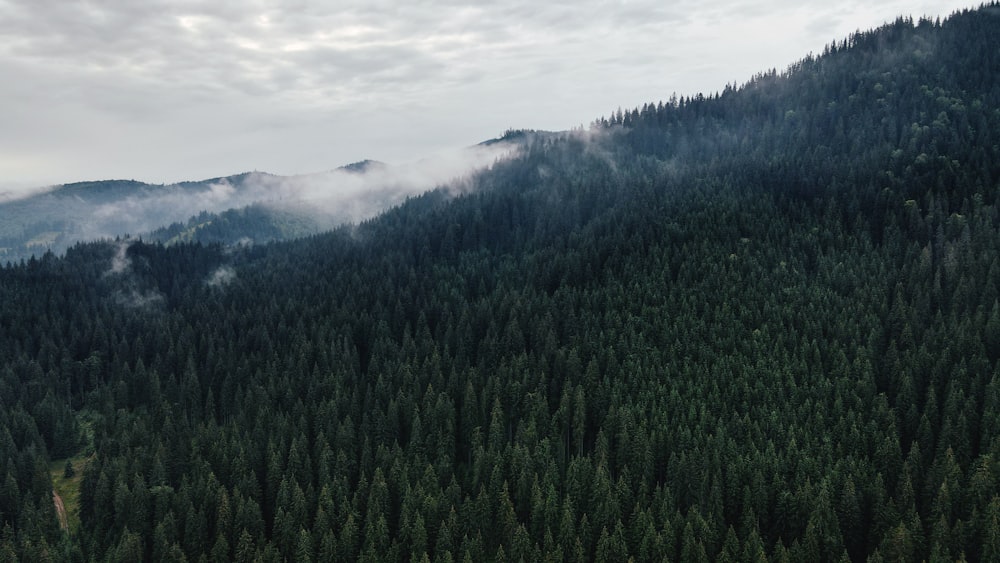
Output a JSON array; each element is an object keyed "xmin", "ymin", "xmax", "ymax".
[
  {"xmin": 0, "ymin": 142, "xmax": 515, "ymax": 263},
  {"xmin": 0, "ymin": 173, "xmax": 277, "ymax": 262},
  {"xmin": 2, "ymin": 6, "xmax": 1000, "ymax": 562}
]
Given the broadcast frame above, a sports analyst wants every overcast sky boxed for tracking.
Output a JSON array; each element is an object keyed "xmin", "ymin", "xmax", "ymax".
[{"xmin": 0, "ymin": 0, "xmax": 976, "ymax": 192}]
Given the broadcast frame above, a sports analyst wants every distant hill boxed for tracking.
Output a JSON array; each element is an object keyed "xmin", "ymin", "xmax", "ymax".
[
  {"xmin": 0, "ymin": 174, "xmax": 279, "ymax": 262},
  {"xmin": 0, "ymin": 144, "xmax": 516, "ymax": 263}
]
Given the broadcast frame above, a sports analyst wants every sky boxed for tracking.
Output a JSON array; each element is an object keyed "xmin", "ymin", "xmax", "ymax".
[{"xmin": 0, "ymin": 0, "xmax": 978, "ymax": 193}]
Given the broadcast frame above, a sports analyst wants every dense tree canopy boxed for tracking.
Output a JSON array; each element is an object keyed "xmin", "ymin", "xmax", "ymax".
[{"xmin": 2, "ymin": 5, "xmax": 1000, "ymax": 561}]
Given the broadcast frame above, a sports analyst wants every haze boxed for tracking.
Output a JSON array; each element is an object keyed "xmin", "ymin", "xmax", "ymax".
[{"xmin": 0, "ymin": 0, "xmax": 975, "ymax": 193}]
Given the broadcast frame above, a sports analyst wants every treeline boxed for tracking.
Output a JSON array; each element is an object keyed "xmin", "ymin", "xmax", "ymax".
[
  {"xmin": 148, "ymin": 205, "xmax": 321, "ymax": 247},
  {"xmin": 2, "ymin": 5, "xmax": 1000, "ymax": 562}
]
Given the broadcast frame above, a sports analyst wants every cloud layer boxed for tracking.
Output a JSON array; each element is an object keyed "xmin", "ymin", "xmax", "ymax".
[
  {"xmin": 5, "ymin": 141, "xmax": 516, "ymax": 251},
  {"xmin": 0, "ymin": 0, "xmax": 976, "ymax": 190}
]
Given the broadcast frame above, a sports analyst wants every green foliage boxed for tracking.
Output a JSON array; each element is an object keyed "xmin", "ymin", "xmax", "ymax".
[
  {"xmin": 2, "ymin": 5, "xmax": 1000, "ymax": 561},
  {"xmin": 49, "ymin": 455, "xmax": 88, "ymax": 535},
  {"xmin": 149, "ymin": 204, "xmax": 324, "ymax": 248}
]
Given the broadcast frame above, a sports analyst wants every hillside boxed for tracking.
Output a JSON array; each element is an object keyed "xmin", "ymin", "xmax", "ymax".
[
  {"xmin": 0, "ymin": 149, "xmax": 510, "ymax": 263},
  {"xmin": 2, "ymin": 6, "xmax": 1000, "ymax": 562},
  {"xmin": 0, "ymin": 174, "xmax": 284, "ymax": 262}
]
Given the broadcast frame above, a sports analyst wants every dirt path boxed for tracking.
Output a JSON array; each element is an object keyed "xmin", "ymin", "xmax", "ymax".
[{"xmin": 52, "ymin": 490, "xmax": 68, "ymax": 531}]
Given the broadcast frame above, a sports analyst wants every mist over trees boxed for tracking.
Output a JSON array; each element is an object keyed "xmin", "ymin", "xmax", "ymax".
[
  {"xmin": 2, "ymin": 5, "xmax": 1000, "ymax": 561},
  {"xmin": 0, "ymin": 144, "xmax": 515, "ymax": 264}
]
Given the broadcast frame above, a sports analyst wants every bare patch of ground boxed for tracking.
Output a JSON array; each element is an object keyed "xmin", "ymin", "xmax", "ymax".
[{"xmin": 53, "ymin": 490, "xmax": 68, "ymax": 531}]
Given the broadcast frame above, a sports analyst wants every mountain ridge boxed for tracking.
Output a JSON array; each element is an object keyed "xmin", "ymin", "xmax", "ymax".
[{"xmin": 0, "ymin": 138, "xmax": 521, "ymax": 262}]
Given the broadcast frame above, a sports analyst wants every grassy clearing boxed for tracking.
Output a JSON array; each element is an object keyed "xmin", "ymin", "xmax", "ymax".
[
  {"xmin": 49, "ymin": 455, "xmax": 89, "ymax": 534},
  {"xmin": 49, "ymin": 413, "xmax": 96, "ymax": 534}
]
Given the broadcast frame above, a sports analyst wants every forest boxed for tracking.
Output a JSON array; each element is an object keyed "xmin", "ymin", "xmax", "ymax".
[{"xmin": 2, "ymin": 5, "xmax": 1000, "ymax": 561}]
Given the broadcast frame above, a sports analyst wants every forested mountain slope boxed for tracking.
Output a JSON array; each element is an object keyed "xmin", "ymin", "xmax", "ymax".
[
  {"xmin": 2, "ymin": 6, "xmax": 1000, "ymax": 562},
  {"xmin": 0, "ymin": 175, "xmax": 280, "ymax": 262},
  {"xmin": 0, "ymin": 153, "xmax": 505, "ymax": 263}
]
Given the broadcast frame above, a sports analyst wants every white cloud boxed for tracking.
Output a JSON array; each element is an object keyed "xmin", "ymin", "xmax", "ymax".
[
  {"xmin": 0, "ymin": 0, "xmax": 978, "ymax": 190},
  {"xmin": 7, "ymin": 141, "xmax": 518, "ymax": 251},
  {"xmin": 108, "ymin": 240, "xmax": 131, "ymax": 275},
  {"xmin": 206, "ymin": 265, "xmax": 236, "ymax": 288}
]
